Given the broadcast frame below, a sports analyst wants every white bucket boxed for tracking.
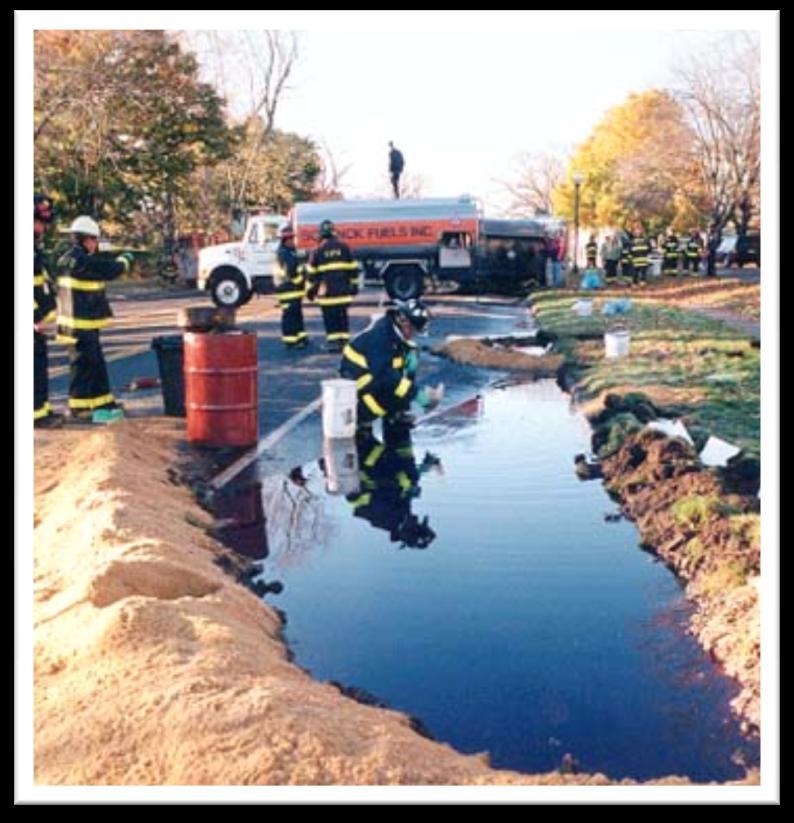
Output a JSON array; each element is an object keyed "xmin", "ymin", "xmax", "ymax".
[
  {"xmin": 604, "ymin": 328, "xmax": 631, "ymax": 358},
  {"xmin": 322, "ymin": 437, "xmax": 360, "ymax": 496},
  {"xmin": 322, "ymin": 378, "xmax": 358, "ymax": 439},
  {"xmin": 650, "ymin": 257, "xmax": 663, "ymax": 277},
  {"xmin": 573, "ymin": 299, "xmax": 593, "ymax": 317}
]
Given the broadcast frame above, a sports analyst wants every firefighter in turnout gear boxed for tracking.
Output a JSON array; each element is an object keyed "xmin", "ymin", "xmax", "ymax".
[
  {"xmin": 630, "ymin": 226, "xmax": 651, "ymax": 286},
  {"xmin": 34, "ymin": 194, "xmax": 64, "ymax": 428},
  {"xmin": 340, "ymin": 299, "xmax": 442, "ymax": 431},
  {"xmin": 585, "ymin": 233, "xmax": 598, "ymax": 269},
  {"xmin": 683, "ymin": 228, "xmax": 704, "ymax": 274},
  {"xmin": 275, "ymin": 225, "xmax": 308, "ymax": 348},
  {"xmin": 620, "ymin": 228, "xmax": 634, "ymax": 283},
  {"xmin": 663, "ymin": 230, "xmax": 680, "ymax": 276},
  {"xmin": 305, "ymin": 219, "xmax": 359, "ymax": 353},
  {"xmin": 56, "ymin": 216, "xmax": 134, "ymax": 419},
  {"xmin": 345, "ymin": 424, "xmax": 438, "ymax": 550}
]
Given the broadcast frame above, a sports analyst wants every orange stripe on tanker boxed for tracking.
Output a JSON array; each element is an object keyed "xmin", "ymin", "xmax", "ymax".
[{"xmin": 296, "ymin": 218, "xmax": 479, "ymax": 250}]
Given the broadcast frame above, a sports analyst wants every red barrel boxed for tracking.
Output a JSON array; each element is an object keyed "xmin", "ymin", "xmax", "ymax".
[{"xmin": 184, "ymin": 331, "xmax": 258, "ymax": 447}]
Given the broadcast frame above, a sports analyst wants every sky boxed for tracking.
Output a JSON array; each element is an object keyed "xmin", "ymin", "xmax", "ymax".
[{"xmin": 187, "ymin": 20, "xmax": 761, "ymax": 216}]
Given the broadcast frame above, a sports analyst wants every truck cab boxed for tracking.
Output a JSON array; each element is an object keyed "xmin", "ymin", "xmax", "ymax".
[{"xmin": 199, "ymin": 214, "xmax": 288, "ymax": 307}]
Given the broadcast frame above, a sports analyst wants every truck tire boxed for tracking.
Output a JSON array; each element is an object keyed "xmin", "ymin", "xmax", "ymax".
[
  {"xmin": 209, "ymin": 267, "xmax": 251, "ymax": 308},
  {"xmin": 385, "ymin": 265, "xmax": 425, "ymax": 300}
]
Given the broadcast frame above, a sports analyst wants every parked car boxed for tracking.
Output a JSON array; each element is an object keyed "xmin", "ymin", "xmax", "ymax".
[{"xmin": 716, "ymin": 232, "xmax": 760, "ymax": 268}]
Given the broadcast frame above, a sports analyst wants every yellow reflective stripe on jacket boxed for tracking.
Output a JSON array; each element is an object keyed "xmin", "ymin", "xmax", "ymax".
[
  {"xmin": 396, "ymin": 471, "xmax": 413, "ymax": 492},
  {"xmin": 362, "ymin": 393, "xmax": 386, "ymax": 417},
  {"xmin": 394, "ymin": 377, "xmax": 411, "ymax": 399},
  {"xmin": 57, "ymin": 315, "xmax": 109, "ymax": 330},
  {"xmin": 343, "ymin": 345, "xmax": 368, "ymax": 369},
  {"xmin": 57, "ymin": 277, "xmax": 106, "ymax": 291},
  {"xmin": 392, "ymin": 356, "xmax": 404, "ymax": 368},
  {"xmin": 33, "ymin": 275, "xmax": 46, "ymax": 287},
  {"xmin": 364, "ymin": 443, "xmax": 385, "ymax": 468},
  {"xmin": 43, "ymin": 309, "xmax": 57, "ymax": 323},
  {"xmin": 68, "ymin": 393, "xmax": 114, "ymax": 410},
  {"xmin": 317, "ymin": 295, "xmax": 353, "ymax": 307},
  {"xmin": 356, "ymin": 374, "xmax": 373, "ymax": 390},
  {"xmin": 351, "ymin": 492, "xmax": 372, "ymax": 510},
  {"xmin": 306, "ymin": 261, "xmax": 359, "ymax": 274}
]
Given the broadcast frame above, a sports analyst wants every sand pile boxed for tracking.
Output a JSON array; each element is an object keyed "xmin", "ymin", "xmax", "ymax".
[
  {"xmin": 436, "ymin": 338, "xmax": 564, "ymax": 376},
  {"xmin": 33, "ymin": 420, "xmax": 647, "ymax": 786}
]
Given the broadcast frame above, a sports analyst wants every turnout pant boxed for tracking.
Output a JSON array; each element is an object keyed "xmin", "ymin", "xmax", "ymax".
[
  {"xmin": 320, "ymin": 303, "xmax": 350, "ymax": 344},
  {"xmin": 633, "ymin": 265, "xmax": 648, "ymax": 284},
  {"xmin": 67, "ymin": 330, "xmax": 115, "ymax": 411},
  {"xmin": 34, "ymin": 331, "xmax": 52, "ymax": 420},
  {"xmin": 663, "ymin": 257, "xmax": 678, "ymax": 275},
  {"xmin": 605, "ymin": 259, "xmax": 618, "ymax": 279},
  {"xmin": 279, "ymin": 298, "xmax": 307, "ymax": 345}
]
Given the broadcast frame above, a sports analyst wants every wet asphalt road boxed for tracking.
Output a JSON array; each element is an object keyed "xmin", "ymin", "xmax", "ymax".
[{"xmin": 47, "ymin": 286, "xmax": 530, "ymax": 452}]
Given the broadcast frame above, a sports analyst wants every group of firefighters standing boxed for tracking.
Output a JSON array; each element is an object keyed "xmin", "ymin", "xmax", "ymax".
[{"xmin": 585, "ymin": 226, "xmax": 711, "ymax": 285}]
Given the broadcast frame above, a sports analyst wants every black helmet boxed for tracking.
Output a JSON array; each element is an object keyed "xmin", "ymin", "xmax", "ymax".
[
  {"xmin": 319, "ymin": 219, "xmax": 335, "ymax": 239},
  {"xmin": 34, "ymin": 194, "xmax": 54, "ymax": 224},
  {"xmin": 388, "ymin": 298, "xmax": 430, "ymax": 333}
]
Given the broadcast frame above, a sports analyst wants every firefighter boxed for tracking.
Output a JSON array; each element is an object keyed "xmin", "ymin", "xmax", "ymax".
[
  {"xmin": 345, "ymin": 425, "xmax": 437, "ymax": 550},
  {"xmin": 585, "ymin": 233, "xmax": 598, "ymax": 269},
  {"xmin": 305, "ymin": 219, "xmax": 359, "ymax": 353},
  {"xmin": 388, "ymin": 141, "xmax": 404, "ymax": 199},
  {"xmin": 33, "ymin": 194, "xmax": 64, "ymax": 429},
  {"xmin": 683, "ymin": 227, "xmax": 704, "ymax": 275},
  {"xmin": 663, "ymin": 229, "xmax": 680, "ymax": 276},
  {"xmin": 340, "ymin": 298, "xmax": 442, "ymax": 432},
  {"xmin": 630, "ymin": 225, "xmax": 651, "ymax": 286},
  {"xmin": 274, "ymin": 225, "xmax": 308, "ymax": 348},
  {"xmin": 619, "ymin": 228, "xmax": 634, "ymax": 284},
  {"xmin": 56, "ymin": 216, "xmax": 134, "ymax": 419}
]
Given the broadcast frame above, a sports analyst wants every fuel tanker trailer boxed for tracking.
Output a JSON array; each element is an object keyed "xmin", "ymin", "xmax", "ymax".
[{"xmin": 291, "ymin": 196, "xmax": 482, "ymax": 300}]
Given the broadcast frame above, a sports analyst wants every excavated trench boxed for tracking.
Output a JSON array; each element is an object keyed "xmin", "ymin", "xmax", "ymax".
[{"xmin": 215, "ymin": 378, "xmax": 758, "ymax": 782}]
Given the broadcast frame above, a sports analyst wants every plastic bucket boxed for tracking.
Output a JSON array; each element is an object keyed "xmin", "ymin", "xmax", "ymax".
[
  {"xmin": 322, "ymin": 437, "xmax": 360, "ymax": 496},
  {"xmin": 650, "ymin": 257, "xmax": 663, "ymax": 277},
  {"xmin": 322, "ymin": 379, "xmax": 357, "ymax": 439},
  {"xmin": 604, "ymin": 328, "xmax": 631, "ymax": 358},
  {"xmin": 151, "ymin": 335, "xmax": 186, "ymax": 417}
]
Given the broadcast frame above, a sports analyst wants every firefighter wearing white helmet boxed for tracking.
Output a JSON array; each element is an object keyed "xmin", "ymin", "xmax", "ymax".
[{"xmin": 56, "ymin": 215, "xmax": 135, "ymax": 419}]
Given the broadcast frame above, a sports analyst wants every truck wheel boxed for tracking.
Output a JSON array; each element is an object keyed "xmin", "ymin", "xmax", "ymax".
[
  {"xmin": 385, "ymin": 267, "xmax": 424, "ymax": 300},
  {"xmin": 210, "ymin": 268, "xmax": 250, "ymax": 308}
]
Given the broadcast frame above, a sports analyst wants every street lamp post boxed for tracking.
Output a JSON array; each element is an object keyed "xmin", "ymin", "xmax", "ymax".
[{"xmin": 572, "ymin": 171, "xmax": 583, "ymax": 275}]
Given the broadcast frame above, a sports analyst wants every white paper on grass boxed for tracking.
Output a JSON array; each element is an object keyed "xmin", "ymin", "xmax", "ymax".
[
  {"xmin": 698, "ymin": 436, "xmax": 742, "ymax": 467},
  {"xmin": 644, "ymin": 418, "xmax": 695, "ymax": 446}
]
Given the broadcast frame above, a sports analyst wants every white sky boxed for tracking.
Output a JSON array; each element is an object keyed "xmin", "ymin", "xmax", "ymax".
[{"xmin": 182, "ymin": 16, "xmax": 767, "ymax": 216}]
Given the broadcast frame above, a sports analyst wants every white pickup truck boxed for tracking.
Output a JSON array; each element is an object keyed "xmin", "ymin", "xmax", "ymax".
[{"xmin": 198, "ymin": 214, "xmax": 288, "ymax": 307}]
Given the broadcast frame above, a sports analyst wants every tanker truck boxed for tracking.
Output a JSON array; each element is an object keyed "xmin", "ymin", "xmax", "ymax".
[{"xmin": 198, "ymin": 198, "xmax": 564, "ymax": 307}]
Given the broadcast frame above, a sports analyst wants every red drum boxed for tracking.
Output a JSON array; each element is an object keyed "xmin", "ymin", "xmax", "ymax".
[{"xmin": 184, "ymin": 331, "xmax": 258, "ymax": 447}]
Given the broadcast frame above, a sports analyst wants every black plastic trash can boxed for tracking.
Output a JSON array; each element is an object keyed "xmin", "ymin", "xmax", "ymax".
[{"xmin": 151, "ymin": 335, "xmax": 186, "ymax": 417}]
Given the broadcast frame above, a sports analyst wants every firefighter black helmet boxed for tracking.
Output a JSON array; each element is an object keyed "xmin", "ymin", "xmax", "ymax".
[
  {"xmin": 319, "ymin": 219, "xmax": 335, "ymax": 239},
  {"xmin": 388, "ymin": 298, "xmax": 430, "ymax": 333}
]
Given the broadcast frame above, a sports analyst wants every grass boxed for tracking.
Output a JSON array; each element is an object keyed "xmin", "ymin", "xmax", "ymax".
[
  {"xmin": 532, "ymin": 286, "xmax": 760, "ymax": 457},
  {"xmin": 697, "ymin": 560, "xmax": 749, "ymax": 595},
  {"xmin": 671, "ymin": 495, "xmax": 736, "ymax": 529}
]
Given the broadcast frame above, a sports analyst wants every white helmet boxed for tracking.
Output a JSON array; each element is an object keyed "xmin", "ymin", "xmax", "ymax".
[{"xmin": 69, "ymin": 215, "xmax": 101, "ymax": 237}]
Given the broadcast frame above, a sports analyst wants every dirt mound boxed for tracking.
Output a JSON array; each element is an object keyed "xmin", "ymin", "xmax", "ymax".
[
  {"xmin": 436, "ymin": 338, "xmax": 564, "ymax": 376},
  {"xmin": 38, "ymin": 419, "xmax": 724, "ymax": 786},
  {"xmin": 596, "ymin": 425, "xmax": 761, "ymax": 731}
]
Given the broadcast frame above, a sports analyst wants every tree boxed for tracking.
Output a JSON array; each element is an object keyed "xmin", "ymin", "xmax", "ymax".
[
  {"xmin": 673, "ymin": 33, "xmax": 761, "ymax": 243},
  {"xmin": 502, "ymin": 153, "xmax": 565, "ymax": 217},
  {"xmin": 551, "ymin": 90, "xmax": 697, "ymax": 234},
  {"xmin": 35, "ymin": 30, "xmax": 237, "ymax": 247}
]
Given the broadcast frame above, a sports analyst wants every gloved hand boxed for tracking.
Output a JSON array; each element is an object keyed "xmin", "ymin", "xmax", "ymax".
[
  {"xmin": 115, "ymin": 251, "xmax": 135, "ymax": 271},
  {"xmin": 405, "ymin": 349, "xmax": 418, "ymax": 376},
  {"xmin": 416, "ymin": 385, "xmax": 442, "ymax": 411}
]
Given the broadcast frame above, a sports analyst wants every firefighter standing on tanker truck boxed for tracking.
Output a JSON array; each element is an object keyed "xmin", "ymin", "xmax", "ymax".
[
  {"xmin": 275, "ymin": 225, "xmax": 309, "ymax": 349},
  {"xmin": 305, "ymin": 219, "xmax": 360, "ymax": 353},
  {"xmin": 56, "ymin": 216, "xmax": 133, "ymax": 419},
  {"xmin": 34, "ymin": 194, "xmax": 64, "ymax": 429}
]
